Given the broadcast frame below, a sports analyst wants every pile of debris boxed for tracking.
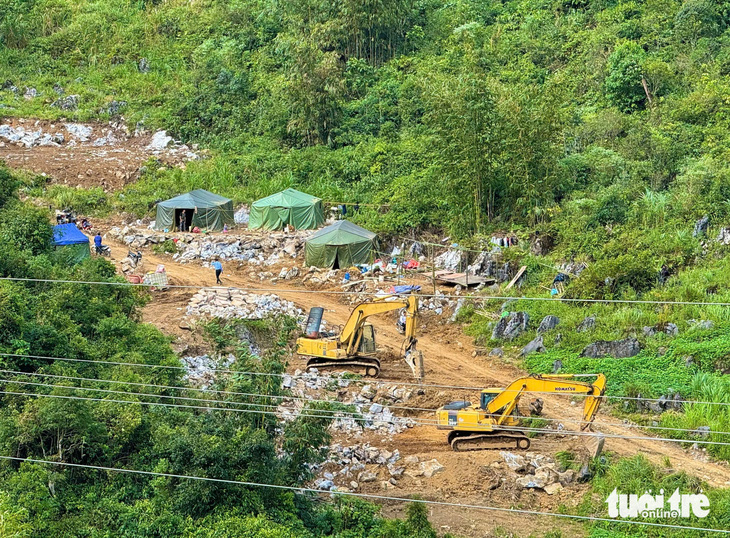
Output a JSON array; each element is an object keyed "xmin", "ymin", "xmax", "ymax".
[
  {"xmin": 108, "ymin": 226, "xmax": 308, "ymax": 264},
  {"xmin": 181, "ymin": 354, "xmax": 236, "ymax": 388},
  {"xmin": 497, "ymin": 451, "xmax": 577, "ymax": 495},
  {"xmin": 313, "ymin": 446, "xmax": 443, "ymax": 492},
  {"xmin": 186, "ymin": 288, "xmax": 303, "ymax": 320},
  {"xmin": 279, "ymin": 376, "xmax": 417, "ymax": 436}
]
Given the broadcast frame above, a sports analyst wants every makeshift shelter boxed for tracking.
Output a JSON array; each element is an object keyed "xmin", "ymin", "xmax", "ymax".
[
  {"xmin": 52, "ymin": 223, "xmax": 90, "ymax": 264},
  {"xmin": 249, "ymin": 188, "xmax": 324, "ymax": 230},
  {"xmin": 305, "ymin": 220, "xmax": 377, "ymax": 268},
  {"xmin": 154, "ymin": 189, "xmax": 234, "ymax": 232}
]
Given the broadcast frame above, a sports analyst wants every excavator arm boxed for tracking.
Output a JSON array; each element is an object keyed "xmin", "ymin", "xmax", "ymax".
[
  {"xmin": 487, "ymin": 373, "xmax": 606, "ymax": 430},
  {"xmin": 339, "ymin": 295, "xmax": 418, "ymax": 353}
]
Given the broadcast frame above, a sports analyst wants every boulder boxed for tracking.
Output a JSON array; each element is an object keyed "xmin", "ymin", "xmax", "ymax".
[
  {"xmin": 359, "ymin": 471, "xmax": 377, "ymax": 483},
  {"xmin": 492, "ymin": 312, "xmax": 529, "ymax": 340},
  {"xmin": 500, "ymin": 452, "xmax": 528, "ymax": 472},
  {"xmin": 537, "ymin": 315, "xmax": 560, "ymax": 334},
  {"xmin": 489, "ymin": 348, "xmax": 504, "ymax": 358},
  {"xmin": 581, "ymin": 338, "xmax": 640, "ymax": 359},
  {"xmin": 420, "ymin": 459, "xmax": 445, "ymax": 478},
  {"xmin": 576, "ymin": 315, "xmax": 596, "ymax": 332},
  {"xmin": 693, "ymin": 215, "xmax": 709, "ymax": 237},
  {"xmin": 520, "ymin": 336, "xmax": 546, "ymax": 357}
]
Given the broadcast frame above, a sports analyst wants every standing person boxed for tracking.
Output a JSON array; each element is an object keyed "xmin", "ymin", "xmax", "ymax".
[
  {"xmin": 179, "ymin": 209, "xmax": 187, "ymax": 232},
  {"xmin": 94, "ymin": 232, "xmax": 103, "ymax": 254},
  {"xmin": 211, "ymin": 258, "xmax": 223, "ymax": 285}
]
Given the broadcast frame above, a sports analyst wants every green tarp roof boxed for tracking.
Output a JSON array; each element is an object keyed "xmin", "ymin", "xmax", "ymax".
[
  {"xmin": 157, "ymin": 189, "xmax": 232, "ymax": 209},
  {"xmin": 252, "ymin": 188, "xmax": 321, "ymax": 208},
  {"xmin": 306, "ymin": 220, "xmax": 376, "ymax": 245},
  {"xmin": 305, "ymin": 220, "xmax": 377, "ymax": 268},
  {"xmin": 249, "ymin": 188, "xmax": 324, "ymax": 230}
]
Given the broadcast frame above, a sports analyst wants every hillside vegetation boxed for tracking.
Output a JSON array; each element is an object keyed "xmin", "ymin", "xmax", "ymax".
[{"xmin": 2, "ymin": 0, "xmax": 730, "ymax": 239}]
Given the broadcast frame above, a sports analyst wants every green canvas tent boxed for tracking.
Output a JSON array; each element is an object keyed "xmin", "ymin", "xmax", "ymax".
[
  {"xmin": 249, "ymin": 188, "xmax": 324, "ymax": 230},
  {"xmin": 53, "ymin": 223, "xmax": 91, "ymax": 264},
  {"xmin": 154, "ymin": 189, "xmax": 234, "ymax": 232},
  {"xmin": 305, "ymin": 220, "xmax": 377, "ymax": 268}
]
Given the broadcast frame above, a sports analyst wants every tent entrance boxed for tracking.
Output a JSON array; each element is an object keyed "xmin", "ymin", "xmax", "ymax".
[{"xmin": 175, "ymin": 208, "xmax": 194, "ymax": 231}]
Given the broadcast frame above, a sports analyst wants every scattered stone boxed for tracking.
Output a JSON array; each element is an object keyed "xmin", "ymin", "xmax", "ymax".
[
  {"xmin": 693, "ymin": 215, "xmax": 709, "ymax": 237},
  {"xmin": 552, "ymin": 360, "xmax": 563, "ymax": 373},
  {"xmin": 544, "ymin": 483, "xmax": 563, "ymax": 495},
  {"xmin": 520, "ymin": 335, "xmax": 546, "ymax": 357},
  {"xmin": 664, "ymin": 323, "xmax": 678, "ymax": 336},
  {"xmin": 696, "ymin": 426, "xmax": 711, "ymax": 438},
  {"xmin": 65, "ymin": 123, "xmax": 93, "ymax": 141},
  {"xmin": 138, "ymin": 57, "xmax": 150, "ymax": 73},
  {"xmin": 23, "ymin": 87, "xmax": 38, "ymax": 99},
  {"xmin": 581, "ymin": 338, "xmax": 640, "ymax": 359},
  {"xmin": 529, "ymin": 398, "xmax": 544, "ymax": 416},
  {"xmin": 716, "ymin": 228, "xmax": 730, "ymax": 245},
  {"xmin": 576, "ymin": 315, "xmax": 596, "ymax": 332},
  {"xmin": 404, "ymin": 455, "xmax": 419, "ymax": 465},
  {"xmin": 148, "ymin": 130, "xmax": 173, "ymax": 150},
  {"xmin": 643, "ymin": 326, "xmax": 656, "ymax": 337},
  {"xmin": 104, "ymin": 100, "xmax": 127, "ymax": 116},
  {"xmin": 53, "ymin": 84, "xmax": 64, "ymax": 95},
  {"xmin": 489, "ymin": 348, "xmax": 504, "ymax": 358},
  {"xmin": 537, "ymin": 315, "xmax": 560, "ymax": 334},
  {"xmin": 51, "ymin": 94, "xmax": 79, "ymax": 111}
]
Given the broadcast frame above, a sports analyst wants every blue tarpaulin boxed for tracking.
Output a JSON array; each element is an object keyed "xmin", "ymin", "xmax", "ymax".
[
  {"xmin": 52, "ymin": 224, "xmax": 91, "ymax": 264},
  {"xmin": 53, "ymin": 223, "xmax": 90, "ymax": 245}
]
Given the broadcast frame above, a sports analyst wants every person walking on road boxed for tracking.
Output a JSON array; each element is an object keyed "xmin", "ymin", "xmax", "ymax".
[{"xmin": 212, "ymin": 258, "xmax": 223, "ymax": 285}]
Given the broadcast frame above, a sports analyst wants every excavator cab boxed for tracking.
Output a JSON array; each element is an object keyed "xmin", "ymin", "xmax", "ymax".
[
  {"xmin": 480, "ymin": 390, "xmax": 500, "ymax": 409},
  {"xmin": 357, "ymin": 323, "xmax": 376, "ymax": 355}
]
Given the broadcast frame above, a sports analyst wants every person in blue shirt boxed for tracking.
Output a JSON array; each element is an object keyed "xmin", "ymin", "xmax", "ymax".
[
  {"xmin": 211, "ymin": 258, "xmax": 223, "ymax": 285},
  {"xmin": 94, "ymin": 233, "xmax": 103, "ymax": 254}
]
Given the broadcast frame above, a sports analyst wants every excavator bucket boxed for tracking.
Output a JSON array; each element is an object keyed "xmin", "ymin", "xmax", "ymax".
[{"xmin": 404, "ymin": 349, "xmax": 424, "ymax": 382}]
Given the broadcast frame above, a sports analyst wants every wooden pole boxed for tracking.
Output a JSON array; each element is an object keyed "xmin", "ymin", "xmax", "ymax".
[{"xmin": 431, "ymin": 245, "xmax": 436, "ymax": 296}]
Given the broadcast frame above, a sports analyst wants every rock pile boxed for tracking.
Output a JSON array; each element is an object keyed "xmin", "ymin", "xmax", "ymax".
[
  {"xmin": 186, "ymin": 288, "xmax": 303, "ymax": 320},
  {"xmin": 108, "ymin": 226, "xmax": 308, "ymax": 264},
  {"xmin": 499, "ymin": 451, "xmax": 575, "ymax": 495},
  {"xmin": 181, "ymin": 354, "xmax": 235, "ymax": 388},
  {"xmin": 314, "ymin": 447, "xmax": 443, "ymax": 492}
]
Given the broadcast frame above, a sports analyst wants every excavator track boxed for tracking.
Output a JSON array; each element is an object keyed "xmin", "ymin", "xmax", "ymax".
[
  {"xmin": 305, "ymin": 356, "xmax": 381, "ymax": 377},
  {"xmin": 448, "ymin": 431, "xmax": 531, "ymax": 452}
]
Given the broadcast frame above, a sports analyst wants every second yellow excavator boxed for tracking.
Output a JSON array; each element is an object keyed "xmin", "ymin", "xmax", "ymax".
[
  {"xmin": 296, "ymin": 294, "xmax": 422, "ymax": 379},
  {"xmin": 436, "ymin": 373, "xmax": 606, "ymax": 451}
]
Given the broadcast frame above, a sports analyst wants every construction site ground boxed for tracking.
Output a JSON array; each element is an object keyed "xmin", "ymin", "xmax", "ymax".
[
  {"xmin": 4, "ymin": 121, "xmax": 729, "ymax": 537},
  {"xmin": 98, "ymin": 233, "xmax": 730, "ymax": 537}
]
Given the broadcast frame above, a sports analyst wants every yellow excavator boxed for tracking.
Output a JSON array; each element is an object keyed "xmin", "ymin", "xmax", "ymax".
[
  {"xmin": 296, "ymin": 294, "xmax": 422, "ymax": 379},
  {"xmin": 436, "ymin": 373, "xmax": 606, "ymax": 451}
]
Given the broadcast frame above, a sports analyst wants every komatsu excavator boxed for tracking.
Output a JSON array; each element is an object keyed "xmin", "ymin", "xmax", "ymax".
[
  {"xmin": 436, "ymin": 373, "xmax": 606, "ymax": 451},
  {"xmin": 296, "ymin": 295, "xmax": 422, "ymax": 379}
]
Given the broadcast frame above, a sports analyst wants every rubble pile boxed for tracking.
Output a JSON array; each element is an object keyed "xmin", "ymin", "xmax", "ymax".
[
  {"xmin": 0, "ymin": 120, "xmax": 200, "ymax": 161},
  {"xmin": 279, "ymin": 371, "xmax": 419, "ymax": 435},
  {"xmin": 108, "ymin": 226, "xmax": 308, "ymax": 265},
  {"xmin": 181, "ymin": 354, "xmax": 235, "ymax": 388},
  {"xmin": 186, "ymin": 288, "xmax": 303, "ymax": 320},
  {"xmin": 313, "ymin": 446, "xmax": 443, "ymax": 492},
  {"xmin": 498, "ymin": 451, "xmax": 576, "ymax": 495}
]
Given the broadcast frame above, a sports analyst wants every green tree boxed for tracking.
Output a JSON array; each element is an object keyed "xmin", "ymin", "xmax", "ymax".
[{"xmin": 605, "ymin": 42, "xmax": 647, "ymax": 112}]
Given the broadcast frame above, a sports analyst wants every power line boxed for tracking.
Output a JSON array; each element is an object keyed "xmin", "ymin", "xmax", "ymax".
[
  {"xmin": 2, "ymin": 275, "xmax": 730, "ymax": 307},
  {"xmin": 5, "ymin": 388, "xmax": 730, "ymax": 446},
  {"xmin": 0, "ymin": 456, "xmax": 727, "ymax": 534},
  {"xmin": 6, "ymin": 353, "xmax": 730, "ymax": 407},
  {"xmin": 0, "ymin": 368, "xmax": 724, "ymax": 437}
]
